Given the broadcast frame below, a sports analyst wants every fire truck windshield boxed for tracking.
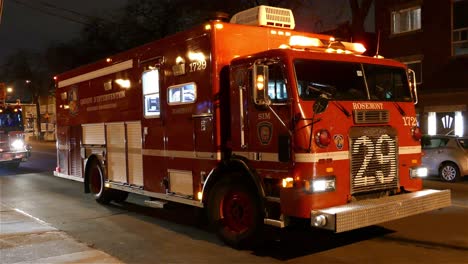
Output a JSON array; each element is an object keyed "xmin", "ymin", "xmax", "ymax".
[
  {"xmin": 295, "ymin": 59, "xmax": 412, "ymax": 102},
  {"xmin": 0, "ymin": 110, "xmax": 24, "ymax": 132}
]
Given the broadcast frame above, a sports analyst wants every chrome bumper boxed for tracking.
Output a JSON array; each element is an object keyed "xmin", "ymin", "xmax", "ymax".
[{"xmin": 311, "ymin": 189, "xmax": 451, "ymax": 233}]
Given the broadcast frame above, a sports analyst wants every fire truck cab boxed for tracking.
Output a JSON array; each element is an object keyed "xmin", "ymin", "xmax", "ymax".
[{"xmin": 54, "ymin": 6, "xmax": 451, "ymax": 248}]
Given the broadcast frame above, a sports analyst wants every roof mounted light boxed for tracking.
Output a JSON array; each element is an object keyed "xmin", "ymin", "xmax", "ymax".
[{"xmin": 289, "ymin": 36, "xmax": 323, "ymax": 48}]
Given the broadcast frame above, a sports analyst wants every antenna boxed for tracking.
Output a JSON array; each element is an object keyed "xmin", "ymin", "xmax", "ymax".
[{"xmin": 375, "ymin": 29, "xmax": 381, "ymax": 58}]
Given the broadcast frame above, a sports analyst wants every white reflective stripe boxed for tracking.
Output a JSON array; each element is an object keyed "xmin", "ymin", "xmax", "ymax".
[
  {"xmin": 142, "ymin": 149, "xmax": 221, "ymax": 160},
  {"xmin": 58, "ymin": 60, "xmax": 133, "ymax": 88},
  {"xmin": 232, "ymin": 151, "xmax": 278, "ymax": 162},
  {"xmin": 399, "ymin": 146, "xmax": 421, "ymax": 154},
  {"xmin": 295, "ymin": 151, "xmax": 349, "ymax": 163}
]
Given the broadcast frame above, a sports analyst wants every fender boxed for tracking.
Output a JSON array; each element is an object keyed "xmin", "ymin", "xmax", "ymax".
[{"xmin": 202, "ymin": 155, "xmax": 266, "ymax": 203}]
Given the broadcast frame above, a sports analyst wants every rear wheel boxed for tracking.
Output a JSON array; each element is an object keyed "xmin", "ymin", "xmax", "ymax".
[
  {"xmin": 439, "ymin": 162, "xmax": 460, "ymax": 182},
  {"xmin": 88, "ymin": 158, "xmax": 114, "ymax": 204},
  {"xmin": 207, "ymin": 176, "xmax": 263, "ymax": 248}
]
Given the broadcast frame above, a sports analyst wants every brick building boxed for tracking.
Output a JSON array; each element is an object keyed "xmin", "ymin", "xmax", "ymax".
[{"xmin": 375, "ymin": 0, "xmax": 468, "ymax": 136}]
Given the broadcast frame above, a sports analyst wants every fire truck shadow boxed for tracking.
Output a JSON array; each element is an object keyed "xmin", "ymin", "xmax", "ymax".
[
  {"xmin": 109, "ymin": 195, "xmax": 395, "ymax": 257},
  {"xmin": 254, "ymin": 225, "xmax": 395, "ymax": 260}
]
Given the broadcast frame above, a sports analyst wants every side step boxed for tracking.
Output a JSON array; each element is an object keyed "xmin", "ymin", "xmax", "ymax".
[{"xmin": 144, "ymin": 199, "xmax": 168, "ymax": 209}]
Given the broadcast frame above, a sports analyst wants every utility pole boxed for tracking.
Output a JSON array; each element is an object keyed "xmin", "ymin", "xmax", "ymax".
[{"xmin": 0, "ymin": 0, "xmax": 4, "ymax": 24}]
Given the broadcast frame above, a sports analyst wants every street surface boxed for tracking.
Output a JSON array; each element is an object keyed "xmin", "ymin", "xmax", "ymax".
[{"xmin": 1, "ymin": 141, "xmax": 467, "ymax": 263}]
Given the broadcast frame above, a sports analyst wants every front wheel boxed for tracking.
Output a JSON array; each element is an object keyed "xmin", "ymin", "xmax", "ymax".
[
  {"xmin": 439, "ymin": 162, "xmax": 460, "ymax": 182},
  {"xmin": 207, "ymin": 177, "xmax": 263, "ymax": 248}
]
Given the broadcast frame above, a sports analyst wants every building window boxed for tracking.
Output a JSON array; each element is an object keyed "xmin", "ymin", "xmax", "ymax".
[
  {"xmin": 452, "ymin": 1, "xmax": 468, "ymax": 56},
  {"xmin": 142, "ymin": 69, "xmax": 160, "ymax": 118},
  {"xmin": 392, "ymin": 6, "xmax": 421, "ymax": 34},
  {"xmin": 404, "ymin": 61, "xmax": 422, "ymax": 84}
]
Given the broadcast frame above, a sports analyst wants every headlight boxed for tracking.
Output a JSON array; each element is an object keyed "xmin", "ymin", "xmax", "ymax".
[
  {"xmin": 11, "ymin": 139, "xmax": 25, "ymax": 150},
  {"xmin": 311, "ymin": 176, "xmax": 336, "ymax": 193},
  {"xmin": 410, "ymin": 167, "xmax": 428, "ymax": 178}
]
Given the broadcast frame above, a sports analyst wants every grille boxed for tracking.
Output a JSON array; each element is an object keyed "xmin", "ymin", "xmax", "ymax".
[
  {"xmin": 349, "ymin": 127, "xmax": 398, "ymax": 194},
  {"xmin": 354, "ymin": 110, "xmax": 389, "ymax": 124},
  {"xmin": 265, "ymin": 7, "xmax": 292, "ymax": 23}
]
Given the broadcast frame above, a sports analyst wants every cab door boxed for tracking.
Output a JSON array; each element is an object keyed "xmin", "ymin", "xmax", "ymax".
[{"xmin": 247, "ymin": 62, "xmax": 292, "ymax": 170}]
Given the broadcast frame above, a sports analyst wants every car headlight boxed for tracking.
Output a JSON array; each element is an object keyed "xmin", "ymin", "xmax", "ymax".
[
  {"xmin": 11, "ymin": 139, "xmax": 25, "ymax": 150},
  {"xmin": 310, "ymin": 176, "xmax": 336, "ymax": 193}
]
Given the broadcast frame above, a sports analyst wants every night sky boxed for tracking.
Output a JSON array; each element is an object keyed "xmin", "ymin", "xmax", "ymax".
[
  {"xmin": 0, "ymin": 0, "xmax": 373, "ymax": 65},
  {"xmin": 0, "ymin": 0, "xmax": 126, "ymax": 64}
]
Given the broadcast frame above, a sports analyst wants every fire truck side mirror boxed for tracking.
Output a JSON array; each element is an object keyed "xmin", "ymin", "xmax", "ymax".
[
  {"xmin": 253, "ymin": 64, "xmax": 271, "ymax": 106},
  {"xmin": 407, "ymin": 69, "xmax": 418, "ymax": 105},
  {"xmin": 313, "ymin": 97, "xmax": 328, "ymax": 114}
]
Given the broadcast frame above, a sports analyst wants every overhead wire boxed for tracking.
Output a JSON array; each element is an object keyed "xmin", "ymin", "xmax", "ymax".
[{"xmin": 9, "ymin": 0, "xmax": 114, "ymax": 26}]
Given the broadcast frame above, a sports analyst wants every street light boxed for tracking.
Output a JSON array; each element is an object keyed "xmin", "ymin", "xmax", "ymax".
[{"xmin": 6, "ymin": 87, "xmax": 13, "ymax": 93}]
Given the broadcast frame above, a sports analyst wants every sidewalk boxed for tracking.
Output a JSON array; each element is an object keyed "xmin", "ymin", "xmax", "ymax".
[{"xmin": 0, "ymin": 203, "xmax": 122, "ymax": 264}]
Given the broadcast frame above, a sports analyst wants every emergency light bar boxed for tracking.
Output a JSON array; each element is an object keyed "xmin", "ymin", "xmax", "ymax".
[
  {"xmin": 230, "ymin": 5, "xmax": 295, "ymax": 29},
  {"xmin": 287, "ymin": 35, "xmax": 367, "ymax": 55}
]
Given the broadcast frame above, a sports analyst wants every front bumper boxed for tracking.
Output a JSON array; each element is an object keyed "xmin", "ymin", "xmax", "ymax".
[
  {"xmin": 0, "ymin": 149, "xmax": 31, "ymax": 163},
  {"xmin": 311, "ymin": 189, "xmax": 451, "ymax": 233}
]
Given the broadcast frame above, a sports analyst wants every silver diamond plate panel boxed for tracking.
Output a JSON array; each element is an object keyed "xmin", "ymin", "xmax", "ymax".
[{"xmin": 311, "ymin": 189, "xmax": 451, "ymax": 233}]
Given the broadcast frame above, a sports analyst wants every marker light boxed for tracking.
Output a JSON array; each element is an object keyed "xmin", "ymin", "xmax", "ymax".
[
  {"xmin": 282, "ymin": 177, "xmax": 294, "ymax": 188},
  {"xmin": 197, "ymin": 191, "xmax": 203, "ymax": 200},
  {"xmin": 289, "ymin": 36, "xmax": 323, "ymax": 47},
  {"xmin": 256, "ymin": 75, "xmax": 265, "ymax": 90},
  {"xmin": 412, "ymin": 126, "xmax": 422, "ymax": 141}
]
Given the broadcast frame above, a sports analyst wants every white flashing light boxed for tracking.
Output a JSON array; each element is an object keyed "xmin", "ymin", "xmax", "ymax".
[
  {"xmin": 215, "ymin": 23, "xmax": 223, "ymax": 29},
  {"xmin": 205, "ymin": 24, "xmax": 211, "ymax": 30},
  {"xmin": 175, "ymin": 56, "xmax": 185, "ymax": 64},
  {"xmin": 115, "ymin": 79, "xmax": 131, "ymax": 89},
  {"xmin": 289, "ymin": 36, "xmax": 323, "ymax": 47},
  {"xmin": 188, "ymin": 51, "xmax": 206, "ymax": 61}
]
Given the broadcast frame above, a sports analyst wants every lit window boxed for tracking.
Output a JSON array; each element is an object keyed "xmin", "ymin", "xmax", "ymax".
[
  {"xmin": 392, "ymin": 7, "xmax": 421, "ymax": 34},
  {"xmin": 168, "ymin": 83, "xmax": 196, "ymax": 105},
  {"xmin": 142, "ymin": 69, "xmax": 160, "ymax": 117}
]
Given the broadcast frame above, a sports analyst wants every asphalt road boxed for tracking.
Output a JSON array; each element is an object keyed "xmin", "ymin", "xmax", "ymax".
[{"xmin": 1, "ymin": 141, "xmax": 467, "ymax": 263}]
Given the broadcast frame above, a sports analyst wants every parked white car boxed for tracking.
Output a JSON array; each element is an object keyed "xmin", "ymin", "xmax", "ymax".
[{"xmin": 421, "ymin": 135, "xmax": 468, "ymax": 182}]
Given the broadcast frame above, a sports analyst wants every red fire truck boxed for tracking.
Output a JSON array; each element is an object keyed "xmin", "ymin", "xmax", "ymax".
[
  {"xmin": 54, "ymin": 6, "xmax": 450, "ymax": 247},
  {"xmin": 0, "ymin": 83, "xmax": 31, "ymax": 168}
]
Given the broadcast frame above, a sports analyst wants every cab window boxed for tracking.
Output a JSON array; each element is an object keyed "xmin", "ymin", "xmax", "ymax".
[{"xmin": 268, "ymin": 64, "xmax": 288, "ymax": 102}]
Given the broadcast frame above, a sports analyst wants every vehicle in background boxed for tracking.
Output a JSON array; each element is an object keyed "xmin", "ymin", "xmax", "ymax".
[
  {"xmin": 422, "ymin": 135, "xmax": 468, "ymax": 182},
  {"xmin": 0, "ymin": 105, "xmax": 32, "ymax": 168}
]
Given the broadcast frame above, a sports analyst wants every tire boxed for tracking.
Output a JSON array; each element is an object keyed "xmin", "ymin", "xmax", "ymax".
[
  {"xmin": 207, "ymin": 176, "xmax": 263, "ymax": 249},
  {"xmin": 439, "ymin": 162, "xmax": 460, "ymax": 182},
  {"xmin": 88, "ymin": 158, "xmax": 114, "ymax": 204},
  {"xmin": 7, "ymin": 162, "xmax": 20, "ymax": 169}
]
